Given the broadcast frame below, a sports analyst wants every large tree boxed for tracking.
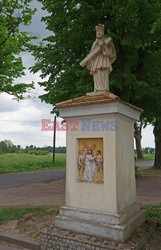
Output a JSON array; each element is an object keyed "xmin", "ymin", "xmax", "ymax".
[
  {"xmin": 134, "ymin": 120, "xmax": 144, "ymax": 160},
  {"xmin": 0, "ymin": 0, "xmax": 36, "ymax": 99},
  {"xmin": 32, "ymin": 0, "xmax": 161, "ymax": 163}
]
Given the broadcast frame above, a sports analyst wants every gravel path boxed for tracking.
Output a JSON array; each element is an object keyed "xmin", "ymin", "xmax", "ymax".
[
  {"xmin": 137, "ymin": 177, "xmax": 161, "ymax": 205},
  {"xmin": 135, "ymin": 160, "xmax": 154, "ymax": 169},
  {"xmin": 0, "ymin": 176, "xmax": 160, "ymax": 206},
  {"xmin": 0, "ymin": 179, "xmax": 65, "ymax": 206}
]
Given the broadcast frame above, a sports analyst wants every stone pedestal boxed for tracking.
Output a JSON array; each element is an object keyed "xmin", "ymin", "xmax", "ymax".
[{"xmin": 55, "ymin": 92, "xmax": 145, "ymax": 243}]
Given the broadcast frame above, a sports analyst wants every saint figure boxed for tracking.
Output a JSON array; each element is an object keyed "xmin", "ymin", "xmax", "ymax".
[
  {"xmin": 80, "ymin": 24, "xmax": 116, "ymax": 92},
  {"xmin": 84, "ymin": 150, "xmax": 96, "ymax": 181}
]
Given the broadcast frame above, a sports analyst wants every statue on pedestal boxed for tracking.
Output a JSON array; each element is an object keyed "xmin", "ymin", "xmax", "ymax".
[{"xmin": 80, "ymin": 24, "xmax": 116, "ymax": 92}]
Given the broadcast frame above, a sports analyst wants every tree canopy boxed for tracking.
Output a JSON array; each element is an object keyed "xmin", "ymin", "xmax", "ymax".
[
  {"xmin": 0, "ymin": 0, "xmax": 36, "ymax": 99},
  {"xmin": 31, "ymin": 0, "xmax": 161, "ymax": 118}
]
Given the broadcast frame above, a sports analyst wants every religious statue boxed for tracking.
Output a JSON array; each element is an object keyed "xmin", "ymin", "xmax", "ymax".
[{"xmin": 80, "ymin": 24, "xmax": 116, "ymax": 92}]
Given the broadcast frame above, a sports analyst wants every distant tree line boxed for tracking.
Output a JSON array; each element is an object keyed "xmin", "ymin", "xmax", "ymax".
[
  {"xmin": 0, "ymin": 140, "xmax": 154, "ymax": 156},
  {"xmin": 25, "ymin": 145, "xmax": 66, "ymax": 153},
  {"xmin": 0, "ymin": 140, "xmax": 66, "ymax": 154}
]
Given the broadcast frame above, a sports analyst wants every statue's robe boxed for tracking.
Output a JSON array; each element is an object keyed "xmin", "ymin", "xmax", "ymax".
[{"xmin": 86, "ymin": 37, "xmax": 116, "ymax": 91}]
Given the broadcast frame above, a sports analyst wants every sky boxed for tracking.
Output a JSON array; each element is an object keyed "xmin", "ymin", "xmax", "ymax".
[{"xmin": 0, "ymin": 0, "xmax": 155, "ymax": 149}]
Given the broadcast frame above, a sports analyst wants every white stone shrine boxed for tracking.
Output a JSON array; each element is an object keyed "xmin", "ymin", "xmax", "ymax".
[
  {"xmin": 54, "ymin": 24, "xmax": 145, "ymax": 243},
  {"xmin": 55, "ymin": 92, "xmax": 145, "ymax": 242}
]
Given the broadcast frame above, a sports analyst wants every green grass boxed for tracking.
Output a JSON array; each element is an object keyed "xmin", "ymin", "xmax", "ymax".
[
  {"xmin": 135, "ymin": 154, "xmax": 155, "ymax": 161},
  {"xmin": 0, "ymin": 205, "xmax": 60, "ymax": 225},
  {"xmin": 143, "ymin": 154, "xmax": 155, "ymax": 160},
  {"xmin": 0, "ymin": 153, "xmax": 66, "ymax": 174},
  {"xmin": 144, "ymin": 204, "xmax": 161, "ymax": 227}
]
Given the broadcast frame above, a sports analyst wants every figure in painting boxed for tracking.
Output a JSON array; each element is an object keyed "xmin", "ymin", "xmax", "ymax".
[
  {"xmin": 78, "ymin": 149, "xmax": 87, "ymax": 179},
  {"xmin": 84, "ymin": 150, "xmax": 96, "ymax": 181},
  {"xmin": 80, "ymin": 24, "xmax": 116, "ymax": 92},
  {"xmin": 93, "ymin": 150, "xmax": 103, "ymax": 181}
]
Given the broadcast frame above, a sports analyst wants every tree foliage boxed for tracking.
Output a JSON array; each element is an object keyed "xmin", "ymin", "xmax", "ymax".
[
  {"xmin": 31, "ymin": 0, "xmax": 161, "ymax": 117},
  {"xmin": 0, "ymin": 0, "xmax": 36, "ymax": 99}
]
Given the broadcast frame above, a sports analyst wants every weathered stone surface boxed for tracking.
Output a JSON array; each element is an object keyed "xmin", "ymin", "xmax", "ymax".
[
  {"xmin": 55, "ymin": 205, "xmax": 145, "ymax": 242},
  {"xmin": 40, "ymin": 220, "xmax": 156, "ymax": 250}
]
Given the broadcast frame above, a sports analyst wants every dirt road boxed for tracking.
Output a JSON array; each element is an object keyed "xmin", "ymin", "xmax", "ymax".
[{"xmin": 0, "ymin": 177, "xmax": 160, "ymax": 206}]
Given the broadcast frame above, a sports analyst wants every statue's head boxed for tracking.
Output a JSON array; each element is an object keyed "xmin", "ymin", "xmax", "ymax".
[{"xmin": 96, "ymin": 24, "xmax": 104, "ymax": 38}]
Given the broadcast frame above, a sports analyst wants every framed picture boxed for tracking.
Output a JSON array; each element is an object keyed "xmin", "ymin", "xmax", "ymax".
[{"xmin": 78, "ymin": 138, "xmax": 103, "ymax": 182}]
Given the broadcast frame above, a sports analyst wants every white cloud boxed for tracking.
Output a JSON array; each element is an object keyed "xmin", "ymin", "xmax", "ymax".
[{"xmin": 0, "ymin": 79, "xmax": 66, "ymax": 148}]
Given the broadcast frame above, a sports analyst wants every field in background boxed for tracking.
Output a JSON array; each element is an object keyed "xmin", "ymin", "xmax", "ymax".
[
  {"xmin": 0, "ymin": 153, "xmax": 66, "ymax": 174},
  {"xmin": 0, "ymin": 153, "xmax": 154, "ymax": 174},
  {"xmin": 143, "ymin": 154, "xmax": 155, "ymax": 160},
  {"xmin": 135, "ymin": 154, "xmax": 155, "ymax": 161}
]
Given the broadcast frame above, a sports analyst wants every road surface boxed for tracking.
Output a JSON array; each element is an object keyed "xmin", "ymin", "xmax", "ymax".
[
  {"xmin": 0, "ymin": 160, "xmax": 153, "ymax": 190},
  {"xmin": 0, "ymin": 169, "xmax": 65, "ymax": 189},
  {"xmin": 135, "ymin": 160, "xmax": 154, "ymax": 169}
]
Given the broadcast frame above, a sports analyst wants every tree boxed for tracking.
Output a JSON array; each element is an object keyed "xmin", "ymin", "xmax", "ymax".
[
  {"xmin": 0, "ymin": 140, "xmax": 18, "ymax": 153},
  {"xmin": 31, "ymin": 0, "xmax": 161, "ymax": 164},
  {"xmin": 0, "ymin": 141, "xmax": 8, "ymax": 153},
  {"xmin": 153, "ymin": 119, "xmax": 161, "ymax": 168},
  {"xmin": 0, "ymin": 0, "xmax": 36, "ymax": 99},
  {"xmin": 134, "ymin": 121, "xmax": 144, "ymax": 159}
]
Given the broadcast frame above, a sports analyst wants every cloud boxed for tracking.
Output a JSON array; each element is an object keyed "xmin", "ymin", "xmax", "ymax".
[
  {"xmin": 0, "ymin": 94, "xmax": 19, "ymax": 112},
  {"xmin": 0, "ymin": 92, "xmax": 66, "ymax": 148},
  {"xmin": 0, "ymin": 77, "xmax": 65, "ymax": 148}
]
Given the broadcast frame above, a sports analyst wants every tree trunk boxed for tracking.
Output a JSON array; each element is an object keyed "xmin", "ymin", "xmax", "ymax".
[
  {"xmin": 134, "ymin": 122, "xmax": 144, "ymax": 160},
  {"xmin": 153, "ymin": 121, "xmax": 161, "ymax": 169}
]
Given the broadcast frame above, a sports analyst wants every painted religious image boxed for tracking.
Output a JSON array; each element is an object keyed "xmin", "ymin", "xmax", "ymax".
[{"xmin": 78, "ymin": 138, "xmax": 103, "ymax": 182}]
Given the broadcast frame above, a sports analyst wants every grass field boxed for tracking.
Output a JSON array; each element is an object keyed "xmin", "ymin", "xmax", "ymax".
[
  {"xmin": 143, "ymin": 154, "xmax": 155, "ymax": 160},
  {"xmin": 135, "ymin": 154, "xmax": 155, "ymax": 161},
  {"xmin": 0, "ymin": 153, "xmax": 154, "ymax": 174},
  {"xmin": 0, "ymin": 153, "xmax": 66, "ymax": 174}
]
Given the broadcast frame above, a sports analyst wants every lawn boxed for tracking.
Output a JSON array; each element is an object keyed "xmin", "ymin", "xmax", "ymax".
[
  {"xmin": 0, "ymin": 153, "xmax": 66, "ymax": 174},
  {"xmin": 143, "ymin": 154, "xmax": 155, "ymax": 160},
  {"xmin": 144, "ymin": 204, "xmax": 161, "ymax": 227},
  {"xmin": 0, "ymin": 205, "xmax": 59, "ymax": 225},
  {"xmin": 135, "ymin": 154, "xmax": 155, "ymax": 161}
]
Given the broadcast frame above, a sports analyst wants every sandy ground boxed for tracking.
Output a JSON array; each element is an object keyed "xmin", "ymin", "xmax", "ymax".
[
  {"xmin": 0, "ymin": 179, "xmax": 65, "ymax": 206},
  {"xmin": 137, "ymin": 177, "xmax": 161, "ymax": 205},
  {"xmin": 0, "ymin": 177, "xmax": 161, "ymax": 206}
]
